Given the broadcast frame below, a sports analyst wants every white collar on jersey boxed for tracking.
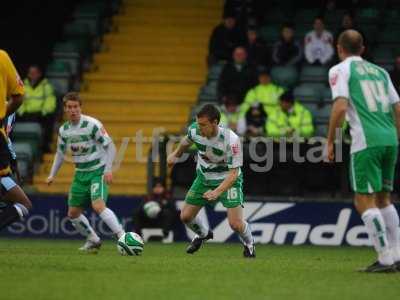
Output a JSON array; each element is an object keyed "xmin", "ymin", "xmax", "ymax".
[{"xmin": 344, "ymin": 56, "xmax": 363, "ymax": 63}]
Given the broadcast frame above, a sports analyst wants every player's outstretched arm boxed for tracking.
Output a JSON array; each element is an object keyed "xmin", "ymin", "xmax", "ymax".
[
  {"xmin": 327, "ymin": 97, "xmax": 348, "ymax": 162},
  {"xmin": 103, "ymin": 141, "xmax": 116, "ymax": 184},
  {"xmin": 204, "ymin": 168, "xmax": 239, "ymax": 201},
  {"xmin": 167, "ymin": 136, "xmax": 193, "ymax": 168},
  {"xmin": 46, "ymin": 150, "xmax": 65, "ymax": 185}
]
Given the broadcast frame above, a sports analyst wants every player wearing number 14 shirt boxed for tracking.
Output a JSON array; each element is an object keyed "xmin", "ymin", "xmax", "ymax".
[
  {"xmin": 167, "ymin": 104, "xmax": 255, "ymax": 257},
  {"xmin": 327, "ymin": 30, "xmax": 400, "ymax": 272}
]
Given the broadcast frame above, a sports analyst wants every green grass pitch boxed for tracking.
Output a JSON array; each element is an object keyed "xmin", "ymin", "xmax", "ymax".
[{"xmin": 0, "ymin": 238, "xmax": 398, "ymax": 300}]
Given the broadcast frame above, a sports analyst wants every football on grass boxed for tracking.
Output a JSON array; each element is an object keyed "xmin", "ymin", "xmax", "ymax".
[{"xmin": 117, "ymin": 232, "xmax": 144, "ymax": 256}]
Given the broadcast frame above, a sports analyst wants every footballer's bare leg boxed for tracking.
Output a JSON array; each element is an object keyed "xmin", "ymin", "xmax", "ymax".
[
  {"xmin": 181, "ymin": 203, "xmax": 212, "ymax": 254},
  {"xmin": 0, "ymin": 185, "xmax": 31, "ymax": 230},
  {"xmin": 376, "ymin": 192, "xmax": 400, "ymax": 270},
  {"xmin": 354, "ymin": 193, "xmax": 395, "ymax": 272},
  {"xmin": 68, "ymin": 206, "xmax": 101, "ymax": 252},
  {"xmin": 92, "ymin": 199, "xmax": 124, "ymax": 239},
  {"xmin": 227, "ymin": 206, "xmax": 255, "ymax": 258}
]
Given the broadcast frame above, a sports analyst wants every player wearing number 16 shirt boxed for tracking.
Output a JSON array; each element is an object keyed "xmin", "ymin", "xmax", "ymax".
[
  {"xmin": 167, "ymin": 104, "xmax": 255, "ymax": 257},
  {"xmin": 327, "ymin": 30, "xmax": 400, "ymax": 272},
  {"xmin": 47, "ymin": 92, "xmax": 125, "ymax": 252}
]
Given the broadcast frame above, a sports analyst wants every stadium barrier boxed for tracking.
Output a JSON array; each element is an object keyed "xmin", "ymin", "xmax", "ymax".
[{"xmin": 2, "ymin": 195, "xmax": 396, "ymax": 247}]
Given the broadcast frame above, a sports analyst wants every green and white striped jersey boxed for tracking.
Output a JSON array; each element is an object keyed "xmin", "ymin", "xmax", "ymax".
[
  {"xmin": 329, "ymin": 56, "xmax": 400, "ymax": 153},
  {"xmin": 186, "ymin": 122, "xmax": 242, "ymax": 183},
  {"xmin": 57, "ymin": 114, "xmax": 112, "ymax": 172}
]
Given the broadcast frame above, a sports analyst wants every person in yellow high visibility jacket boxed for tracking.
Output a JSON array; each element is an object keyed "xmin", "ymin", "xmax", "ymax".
[
  {"xmin": 17, "ymin": 65, "xmax": 56, "ymax": 152},
  {"xmin": 239, "ymin": 67, "xmax": 285, "ymax": 117},
  {"xmin": 266, "ymin": 91, "xmax": 314, "ymax": 138}
]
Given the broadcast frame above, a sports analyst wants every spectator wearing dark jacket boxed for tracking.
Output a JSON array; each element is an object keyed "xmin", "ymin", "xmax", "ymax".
[
  {"xmin": 334, "ymin": 13, "xmax": 369, "ymax": 60},
  {"xmin": 218, "ymin": 46, "xmax": 258, "ymax": 105},
  {"xmin": 272, "ymin": 24, "xmax": 302, "ymax": 66},
  {"xmin": 390, "ymin": 56, "xmax": 400, "ymax": 94},
  {"xmin": 245, "ymin": 27, "xmax": 271, "ymax": 68},
  {"xmin": 208, "ymin": 14, "xmax": 243, "ymax": 64},
  {"xmin": 132, "ymin": 179, "xmax": 178, "ymax": 240}
]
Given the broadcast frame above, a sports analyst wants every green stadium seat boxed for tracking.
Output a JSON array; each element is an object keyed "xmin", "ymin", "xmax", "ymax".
[
  {"xmin": 315, "ymin": 124, "xmax": 328, "ymax": 137},
  {"xmin": 259, "ymin": 26, "xmax": 280, "ymax": 45},
  {"xmin": 316, "ymin": 104, "xmax": 332, "ymax": 120},
  {"xmin": 263, "ymin": 9, "xmax": 290, "ymax": 25},
  {"xmin": 383, "ymin": 11, "xmax": 400, "ymax": 26},
  {"xmin": 198, "ymin": 81, "xmax": 218, "ymax": 103},
  {"xmin": 13, "ymin": 142, "xmax": 33, "ymax": 163},
  {"xmin": 64, "ymin": 21, "xmax": 92, "ymax": 37},
  {"xmin": 294, "ymin": 24, "xmax": 311, "ymax": 40},
  {"xmin": 378, "ymin": 30, "xmax": 400, "ymax": 45},
  {"xmin": 293, "ymin": 83, "xmax": 323, "ymax": 103},
  {"xmin": 207, "ymin": 63, "xmax": 225, "ymax": 82},
  {"xmin": 18, "ymin": 159, "xmax": 30, "ymax": 180},
  {"xmin": 321, "ymin": 89, "xmax": 332, "ymax": 103},
  {"xmin": 356, "ymin": 8, "xmax": 380, "ymax": 25},
  {"xmin": 294, "ymin": 9, "xmax": 319, "ymax": 23},
  {"xmin": 325, "ymin": 10, "xmax": 347, "ymax": 29},
  {"xmin": 13, "ymin": 123, "xmax": 42, "ymax": 159},
  {"xmin": 74, "ymin": 2, "xmax": 107, "ymax": 18},
  {"xmin": 299, "ymin": 66, "xmax": 328, "ymax": 83},
  {"xmin": 270, "ymin": 66, "xmax": 299, "ymax": 89},
  {"xmin": 303, "ymin": 103, "xmax": 319, "ymax": 116},
  {"xmin": 372, "ymin": 47, "xmax": 395, "ymax": 66},
  {"xmin": 46, "ymin": 61, "xmax": 72, "ymax": 96},
  {"xmin": 52, "ymin": 42, "xmax": 82, "ymax": 76}
]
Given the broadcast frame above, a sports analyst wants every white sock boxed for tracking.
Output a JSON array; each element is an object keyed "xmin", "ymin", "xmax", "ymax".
[
  {"xmin": 99, "ymin": 208, "xmax": 125, "ymax": 238},
  {"xmin": 70, "ymin": 214, "xmax": 100, "ymax": 242},
  {"xmin": 238, "ymin": 221, "xmax": 254, "ymax": 246},
  {"xmin": 380, "ymin": 204, "xmax": 400, "ymax": 262},
  {"xmin": 13, "ymin": 203, "xmax": 29, "ymax": 219},
  {"xmin": 361, "ymin": 208, "xmax": 393, "ymax": 265},
  {"xmin": 187, "ymin": 216, "xmax": 208, "ymax": 238}
]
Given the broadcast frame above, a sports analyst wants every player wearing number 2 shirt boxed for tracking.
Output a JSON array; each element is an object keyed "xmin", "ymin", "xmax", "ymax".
[
  {"xmin": 47, "ymin": 92, "xmax": 125, "ymax": 252},
  {"xmin": 327, "ymin": 30, "xmax": 400, "ymax": 273}
]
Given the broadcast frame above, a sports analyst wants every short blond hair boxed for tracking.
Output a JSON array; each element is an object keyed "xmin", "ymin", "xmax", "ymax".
[{"xmin": 63, "ymin": 92, "xmax": 82, "ymax": 106}]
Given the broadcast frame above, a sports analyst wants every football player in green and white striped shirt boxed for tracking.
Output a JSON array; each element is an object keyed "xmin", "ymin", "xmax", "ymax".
[
  {"xmin": 47, "ymin": 92, "xmax": 124, "ymax": 252},
  {"xmin": 168, "ymin": 104, "xmax": 255, "ymax": 257},
  {"xmin": 327, "ymin": 30, "xmax": 400, "ymax": 272}
]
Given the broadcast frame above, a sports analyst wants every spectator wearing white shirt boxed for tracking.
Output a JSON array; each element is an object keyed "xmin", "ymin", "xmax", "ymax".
[{"xmin": 304, "ymin": 17, "xmax": 334, "ymax": 65}]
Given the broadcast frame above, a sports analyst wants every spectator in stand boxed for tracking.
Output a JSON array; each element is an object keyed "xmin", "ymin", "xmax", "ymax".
[
  {"xmin": 272, "ymin": 23, "xmax": 303, "ymax": 67},
  {"xmin": 266, "ymin": 91, "xmax": 314, "ymax": 138},
  {"xmin": 304, "ymin": 17, "xmax": 334, "ymax": 65},
  {"xmin": 223, "ymin": 0, "xmax": 268, "ymax": 30},
  {"xmin": 390, "ymin": 56, "xmax": 400, "ymax": 94},
  {"xmin": 219, "ymin": 95, "xmax": 241, "ymax": 132},
  {"xmin": 245, "ymin": 26, "xmax": 270, "ymax": 68},
  {"xmin": 239, "ymin": 67, "xmax": 284, "ymax": 117},
  {"xmin": 17, "ymin": 65, "xmax": 56, "ymax": 153},
  {"xmin": 334, "ymin": 13, "xmax": 369, "ymax": 59},
  {"xmin": 208, "ymin": 14, "xmax": 243, "ymax": 65},
  {"xmin": 237, "ymin": 102, "xmax": 267, "ymax": 137},
  {"xmin": 132, "ymin": 178, "xmax": 178, "ymax": 240},
  {"xmin": 218, "ymin": 46, "xmax": 258, "ymax": 105}
]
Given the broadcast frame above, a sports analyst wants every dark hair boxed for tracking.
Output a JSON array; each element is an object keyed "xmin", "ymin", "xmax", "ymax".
[
  {"xmin": 63, "ymin": 92, "xmax": 82, "ymax": 106},
  {"xmin": 280, "ymin": 91, "xmax": 294, "ymax": 103},
  {"xmin": 314, "ymin": 16, "xmax": 324, "ymax": 23},
  {"xmin": 282, "ymin": 22, "xmax": 294, "ymax": 30},
  {"xmin": 29, "ymin": 64, "xmax": 42, "ymax": 72},
  {"xmin": 197, "ymin": 104, "xmax": 221, "ymax": 123},
  {"xmin": 338, "ymin": 29, "xmax": 364, "ymax": 55}
]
